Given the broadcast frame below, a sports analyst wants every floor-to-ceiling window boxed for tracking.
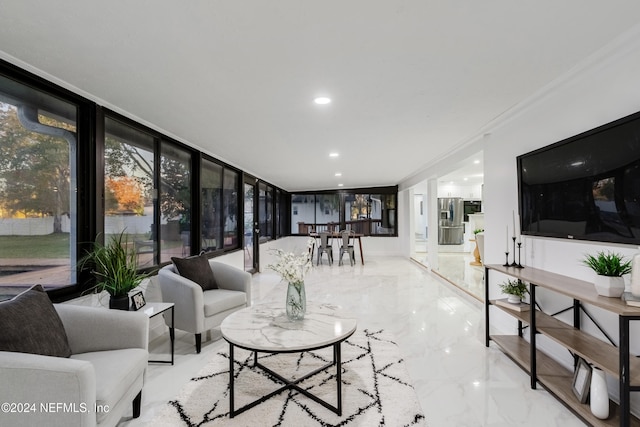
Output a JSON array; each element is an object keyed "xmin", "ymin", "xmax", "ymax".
[
  {"xmin": 258, "ymin": 181, "xmax": 273, "ymax": 242},
  {"xmin": 0, "ymin": 73, "xmax": 81, "ymax": 300},
  {"xmin": 104, "ymin": 117, "xmax": 156, "ymax": 267},
  {"xmin": 159, "ymin": 142, "xmax": 192, "ymax": 263},
  {"xmin": 201, "ymin": 158, "xmax": 223, "ymax": 253},
  {"xmin": 222, "ymin": 168, "xmax": 239, "ymax": 250},
  {"xmin": 275, "ymin": 189, "xmax": 287, "ymax": 238}
]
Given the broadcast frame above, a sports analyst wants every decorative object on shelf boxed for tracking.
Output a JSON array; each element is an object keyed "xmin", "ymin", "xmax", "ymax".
[
  {"xmin": 267, "ymin": 238, "xmax": 314, "ymax": 321},
  {"xmin": 511, "ymin": 236, "xmax": 518, "ymax": 267},
  {"xmin": 78, "ymin": 230, "xmax": 149, "ymax": 310},
  {"xmin": 590, "ymin": 367, "xmax": 610, "ymax": 419},
  {"xmin": 572, "ymin": 357, "xmax": 591, "ymax": 404},
  {"xmin": 504, "ymin": 226, "xmax": 510, "ymax": 267},
  {"xmin": 581, "ymin": 251, "xmax": 632, "ymax": 297},
  {"xmin": 622, "ymin": 292, "xmax": 640, "ymax": 307},
  {"xmin": 498, "ymin": 278, "xmax": 528, "ymax": 304},
  {"xmin": 504, "ymin": 213, "xmax": 524, "ymax": 268},
  {"xmin": 516, "ymin": 240, "xmax": 524, "ymax": 269},
  {"xmin": 509, "ymin": 210, "xmax": 524, "ymax": 268},
  {"xmin": 631, "ymin": 253, "xmax": 640, "ymax": 297}
]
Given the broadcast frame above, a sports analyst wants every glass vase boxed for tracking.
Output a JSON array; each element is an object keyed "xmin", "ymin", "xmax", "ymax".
[{"xmin": 286, "ymin": 281, "xmax": 306, "ymax": 321}]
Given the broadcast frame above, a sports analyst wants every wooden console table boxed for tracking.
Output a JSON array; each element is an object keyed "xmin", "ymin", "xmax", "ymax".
[{"xmin": 484, "ymin": 264, "xmax": 640, "ymax": 426}]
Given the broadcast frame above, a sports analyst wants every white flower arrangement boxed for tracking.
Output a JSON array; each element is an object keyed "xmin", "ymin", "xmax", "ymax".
[{"xmin": 267, "ymin": 238, "xmax": 315, "ymax": 284}]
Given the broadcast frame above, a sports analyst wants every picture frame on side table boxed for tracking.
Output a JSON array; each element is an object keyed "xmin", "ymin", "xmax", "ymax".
[
  {"xmin": 572, "ymin": 357, "xmax": 592, "ymax": 403},
  {"xmin": 131, "ymin": 291, "xmax": 146, "ymax": 311}
]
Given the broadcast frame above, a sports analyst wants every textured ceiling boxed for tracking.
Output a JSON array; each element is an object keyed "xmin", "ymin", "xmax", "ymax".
[{"xmin": 1, "ymin": 1, "xmax": 639, "ymax": 191}]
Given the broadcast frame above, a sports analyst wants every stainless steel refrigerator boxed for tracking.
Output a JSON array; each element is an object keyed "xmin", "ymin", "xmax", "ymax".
[{"xmin": 438, "ymin": 197, "xmax": 464, "ymax": 245}]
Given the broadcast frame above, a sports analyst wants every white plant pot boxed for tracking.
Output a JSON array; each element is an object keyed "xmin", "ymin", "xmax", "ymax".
[
  {"xmin": 593, "ymin": 275, "xmax": 625, "ymax": 298},
  {"xmin": 507, "ymin": 294, "xmax": 521, "ymax": 304}
]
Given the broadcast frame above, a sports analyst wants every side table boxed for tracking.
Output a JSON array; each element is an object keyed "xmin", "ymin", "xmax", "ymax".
[{"xmin": 140, "ymin": 302, "xmax": 174, "ymax": 365}]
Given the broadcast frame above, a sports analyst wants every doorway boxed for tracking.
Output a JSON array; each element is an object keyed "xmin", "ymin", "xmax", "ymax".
[{"xmin": 243, "ymin": 177, "xmax": 259, "ymax": 273}]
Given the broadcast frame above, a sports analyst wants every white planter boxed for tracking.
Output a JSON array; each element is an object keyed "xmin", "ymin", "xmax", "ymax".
[
  {"xmin": 594, "ymin": 275, "xmax": 625, "ymax": 297},
  {"xmin": 507, "ymin": 294, "xmax": 521, "ymax": 304}
]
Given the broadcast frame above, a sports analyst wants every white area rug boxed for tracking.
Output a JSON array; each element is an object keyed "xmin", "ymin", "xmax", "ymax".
[{"xmin": 149, "ymin": 329, "xmax": 427, "ymax": 426}]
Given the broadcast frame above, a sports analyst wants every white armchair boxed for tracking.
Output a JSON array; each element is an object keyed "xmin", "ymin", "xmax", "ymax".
[
  {"xmin": 158, "ymin": 260, "xmax": 251, "ymax": 353},
  {"xmin": 0, "ymin": 305, "xmax": 149, "ymax": 427}
]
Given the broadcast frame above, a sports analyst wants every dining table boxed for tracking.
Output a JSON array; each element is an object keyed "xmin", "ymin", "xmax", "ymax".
[{"xmin": 309, "ymin": 232, "xmax": 365, "ymax": 265}]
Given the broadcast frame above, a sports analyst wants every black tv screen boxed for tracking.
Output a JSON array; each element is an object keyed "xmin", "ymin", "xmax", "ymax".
[{"xmin": 518, "ymin": 110, "xmax": 640, "ymax": 245}]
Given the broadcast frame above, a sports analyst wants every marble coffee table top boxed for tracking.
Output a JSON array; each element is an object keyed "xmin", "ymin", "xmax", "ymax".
[{"xmin": 221, "ymin": 302, "xmax": 357, "ymax": 352}]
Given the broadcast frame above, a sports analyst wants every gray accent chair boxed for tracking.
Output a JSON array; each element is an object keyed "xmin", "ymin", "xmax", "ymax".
[
  {"xmin": 0, "ymin": 305, "xmax": 149, "ymax": 427},
  {"xmin": 158, "ymin": 260, "xmax": 251, "ymax": 353}
]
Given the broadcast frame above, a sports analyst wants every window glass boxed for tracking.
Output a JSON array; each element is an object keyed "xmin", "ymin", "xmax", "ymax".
[
  {"xmin": 291, "ymin": 194, "xmax": 315, "ymax": 234},
  {"xmin": 275, "ymin": 189, "xmax": 286, "ymax": 238},
  {"xmin": 222, "ymin": 168, "xmax": 239, "ymax": 249},
  {"xmin": 316, "ymin": 194, "xmax": 340, "ymax": 232},
  {"xmin": 201, "ymin": 158, "xmax": 223, "ymax": 252},
  {"xmin": 373, "ymin": 193, "xmax": 396, "ymax": 235},
  {"xmin": 160, "ymin": 142, "xmax": 191, "ymax": 262},
  {"xmin": 104, "ymin": 117, "xmax": 155, "ymax": 266},
  {"xmin": 0, "ymin": 75, "xmax": 77, "ymax": 300},
  {"xmin": 345, "ymin": 192, "xmax": 396, "ymax": 235},
  {"xmin": 258, "ymin": 182, "xmax": 273, "ymax": 242}
]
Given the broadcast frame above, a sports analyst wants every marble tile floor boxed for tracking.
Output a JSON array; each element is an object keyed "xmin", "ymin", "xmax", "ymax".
[
  {"xmin": 411, "ymin": 251, "xmax": 485, "ymax": 301},
  {"xmin": 119, "ymin": 256, "xmax": 585, "ymax": 427}
]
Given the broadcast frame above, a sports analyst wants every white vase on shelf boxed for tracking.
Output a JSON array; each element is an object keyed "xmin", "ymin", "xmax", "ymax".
[
  {"xmin": 507, "ymin": 294, "xmax": 521, "ymax": 304},
  {"xmin": 590, "ymin": 367, "xmax": 609, "ymax": 419}
]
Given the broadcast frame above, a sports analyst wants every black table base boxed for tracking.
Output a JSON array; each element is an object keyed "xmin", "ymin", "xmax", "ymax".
[{"xmin": 228, "ymin": 341, "xmax": 343, "ymax": 417}]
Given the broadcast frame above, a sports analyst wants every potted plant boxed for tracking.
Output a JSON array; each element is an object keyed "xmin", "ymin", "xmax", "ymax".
[
  {"xmin": 78, "ymin": 231, "xmax": 149, "ymax": 310},
  {"xmin": 499, "ymin": 279, "xmax": 528, "ymax": 303},
  {"xmin": 581, "ymin": 251, "xmax": 632, "ymax": 297}
]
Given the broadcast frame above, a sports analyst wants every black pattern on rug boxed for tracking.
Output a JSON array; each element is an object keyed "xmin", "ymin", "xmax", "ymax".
[{"xmin": 152, "ymin": 329, "xmax": 427, "ymax": 427}]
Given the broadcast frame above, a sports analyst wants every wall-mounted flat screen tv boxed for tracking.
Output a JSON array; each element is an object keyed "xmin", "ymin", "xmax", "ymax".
[{"xmin": 518, "ymin": 110, "xmax": 640, "ymax": 245}]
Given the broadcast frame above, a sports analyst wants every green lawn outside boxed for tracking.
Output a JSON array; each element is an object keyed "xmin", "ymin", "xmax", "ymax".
[
  {"xmin": 0, "ymin": 234, "xmax": 70, "ymax": 259},
  {"xmin": 0, "ymin": 233, "xmax": 184, "ymax": 260}
]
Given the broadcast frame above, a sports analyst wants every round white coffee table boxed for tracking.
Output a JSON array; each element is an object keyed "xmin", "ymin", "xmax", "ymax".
[{"xmin": 221, "ymin": 302, "xmax": 357, "ymax": 417}]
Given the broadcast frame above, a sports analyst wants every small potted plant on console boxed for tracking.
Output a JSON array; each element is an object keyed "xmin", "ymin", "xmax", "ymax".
[
  {"xmin": 499, "ymin": 279, "xmax": 528, "ymax": 304},
  {"xmin": 581, "ymin": 251, "xmax": 631, "ymax": 297}
]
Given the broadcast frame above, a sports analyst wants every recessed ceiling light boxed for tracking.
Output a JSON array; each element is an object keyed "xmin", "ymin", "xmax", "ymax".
[
  {"xmin": 335, "ymin": 172, "xmax": 342, "ymax": 177},
  {"xmin": 338, "ymin": 183, "xmax": 344, "ymax": 187},
  {"xmin": 474, "ymin": 160, "xmax": 480, "ymax": 164},
  {"xmin": 329, "ymin": 152, "xmax": 339, "ymax": 158},
  {"xmin": 464, "ymin": 177, "xmax": 468, "ymax": 181},
  {"xmin": 314, "ymin": 97, "xmax": 331, "ymax": 105}
]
